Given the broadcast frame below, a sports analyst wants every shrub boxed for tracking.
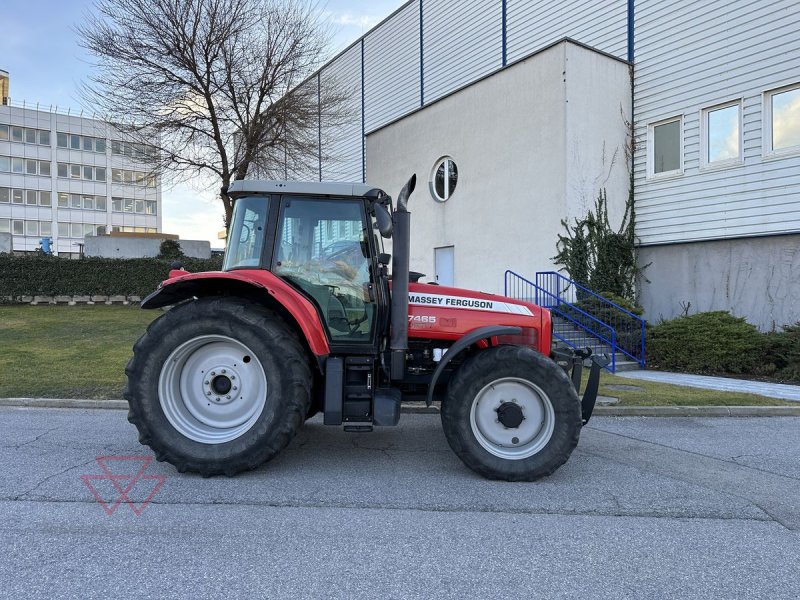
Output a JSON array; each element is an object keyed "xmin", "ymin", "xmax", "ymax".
[
  {"xmin": 646, "ymin": 311, "xmax": 764, "ymax": 374},
  {"xmin": 158, "ymin": 239, "xmax": 185, "ymax": 260},
  {"xmin": 761, "ymin": 323, "xmax": 800, "ymax": 382},
  {"xmin": 0, "ymin": 254, "xmax": 222, "ymax": 300}
]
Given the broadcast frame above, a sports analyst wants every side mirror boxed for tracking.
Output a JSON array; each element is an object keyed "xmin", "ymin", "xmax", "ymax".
[{"xmin": 374, "ymin": 203, "xmax": 393, "ymax": 238}]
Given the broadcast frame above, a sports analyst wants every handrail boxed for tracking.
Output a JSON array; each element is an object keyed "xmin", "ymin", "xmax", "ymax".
[
  {"xmin": 504, "ymin": 269, "xmax": 646, "ymax": 372},
  {"xmin": 504, "ymin": 270, "xmax": 617, "ymax": 372},
  {"xmin": 535, "ymin": 271, "xmax": 644, "ymax": 320}
]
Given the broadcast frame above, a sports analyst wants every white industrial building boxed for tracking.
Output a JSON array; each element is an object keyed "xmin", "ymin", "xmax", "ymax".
[
  {"xmin": 0, "ymin": 70, "xmax": 162, "ymax": 257},
  {"xmin": 282, "ymin": 0, "xmax": 799, "ymax": 331}
]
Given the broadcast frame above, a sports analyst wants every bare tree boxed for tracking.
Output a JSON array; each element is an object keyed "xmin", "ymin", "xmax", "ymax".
[{"xmin": 78, "ymin": 0, "xmax": 350, "ymax": 226}]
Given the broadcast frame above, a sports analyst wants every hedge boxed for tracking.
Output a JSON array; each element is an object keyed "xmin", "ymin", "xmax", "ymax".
[
  {"xmin": 0, "ymin": 254, "xmax": 223, "ymax": 299},
  {"xmin": 646, "ymin": 311, "xmax": 764, "ymax": 375}
]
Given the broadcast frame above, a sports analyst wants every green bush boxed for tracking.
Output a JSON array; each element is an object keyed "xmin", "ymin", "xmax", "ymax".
[
  {"xmin": 0, "ymin": 254, "xmax": 223, "ymax": 300},
  {"xmin": 646, "ymin": 311, "xmax": 764, "ymax": 375},
  {"xmin": 761, "ymin": 323, "xmax": 800, "ymax": 382},
  {"xmin": 158, "ymin": 239, "xmax": 185, "ymax": 260}
]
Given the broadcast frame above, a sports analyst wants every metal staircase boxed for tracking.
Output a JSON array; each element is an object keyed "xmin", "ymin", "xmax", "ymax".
[{"xmin": 504, "ymin": 270, "xmax": 646, "ymax": 373}]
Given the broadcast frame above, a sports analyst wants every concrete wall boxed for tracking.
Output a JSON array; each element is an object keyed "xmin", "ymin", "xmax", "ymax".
[
  {"xmin": 638, "ymin": 234, "xmax": 800, "ymax": 331},
  {"xmin": 366, "ymin": 40, "xmax": 630, "ymax": 295},
  {"xmin": 0, "ymin": 231, "xmax": 10, "ymax": 253},
  {"xmin": 84, "ymin": 236, "xmax": 210, "ymax": 259}
]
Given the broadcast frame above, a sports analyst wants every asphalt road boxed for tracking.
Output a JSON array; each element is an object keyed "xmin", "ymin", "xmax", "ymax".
[{"xmin": 1, "ymin": 408, "xmax": 798, "ymax": 600}]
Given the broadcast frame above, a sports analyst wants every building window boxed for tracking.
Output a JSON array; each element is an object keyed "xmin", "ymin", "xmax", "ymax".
[
  {"xmin": 25, "ymin": 128, "xmax": 37, "ymax": 144},
  {"xmin": 39, "ymin": 161, "xmax": 51, "ymax": 176},
  {"xmin": 0, "ymin": 218, "xmax": 9, "ymax": 233},
  {"xmin": 431, "ymin": 157, "xmax": 458, "ymax": 202},
  {"xmin": 26, "ymin": 159, "xmax": 38, "ymax": 175},
  {"xmin": 71, "ymin": 194, "xmax": 82, "ymax": 209},
  {"xmin": 25, "ymin": 220, "xmax": 39, "ymax": 237},
  {"xmin": 40, "ymin": 191, "xmax": 52, "ymax": 207},
  {"xmin": 96, "ymin": 139, "xmax": 106, "ymax": 153},
  {"xmin": 0, "ymin": 156, "xmax": 8, "ymax": 172},
  {"xmin": 26, "ymin": 190, "xmax": 37, "ymax": 205},
  {"xmin": 0, "ymin": 124, "xmax": 7, "ymax": 141},
  {"xmin": 702, "ymin": 101, "xmax": 741, "ymax": 166},
  {"xmin": 765, "ymin": 84, "xmax": 800, "ymax": 155},
  {"xmin": 13, "ymin": 220, "xmax": 24, "ymax": 235},
  {"xmin": 40, "ymin": 221, "xmax": 52, "ymax": 236},
  {"xmin": 96, "ymin": 197, "xmax": 107, "ymax": 211},
  {"xmin": 96, "ymin": 167, "xmax": 106, "ymax": 182},
  {"xmin": 57, "ymin": 132, "xmax": 68, "ymax": 148},
  {"xmin": 0, "ymin": 188, "xmax": 8, "ymax": 203},
  {"xmin": 12, "ymin": 189, "xmax": 23, "ymax": 204},
  {"xmin": 11, "ymin": 126, "xmax": 23, "ymax": 142},
  {"xmin": 57, "ymin": 192, "xmax": 69, "ymax": 208},
  {"xmin": 70, "ymin": 135, "xmax": 81, "ymax": 150},
  {"xmin": 146, "ymin": 200, "xmax": 157, "ymax": 215},
  {"xmin": 11, "ymin": 157, "xmax": 24, "ymax": 173},
  {"xmin": 70, "ymin": 223, "xmax": 84, "ymax": 238},
  {"xmin": 58, "ymin": 223, "xmax": 69, "ymax": 237},
  {"xmin": 648, "ymin": 117, "xmax": 682, "ymax": 177},
  {"xmin": 39, "ymin": 130, "xmax": 50, "ymax": 146}
]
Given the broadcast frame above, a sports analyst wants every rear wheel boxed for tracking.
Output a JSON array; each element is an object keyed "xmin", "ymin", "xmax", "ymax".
[
  {"xmin": 125, "ymin": 297, "xmax": 312, "ymax": 476},
  {"xmin": 441, "ymin": 345, "xmax": 581, "ymax": 481}
]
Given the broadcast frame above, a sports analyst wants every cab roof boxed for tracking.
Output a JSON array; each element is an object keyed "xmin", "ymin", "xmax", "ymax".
[{"xmin": 227, "ymin": 179, "xmax": 384, "ymax": 199}]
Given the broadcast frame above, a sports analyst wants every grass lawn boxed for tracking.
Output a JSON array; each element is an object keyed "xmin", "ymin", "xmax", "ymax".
[
  {"xmin": 0, "ymin": 304, "xmax": 794, "ymax": 405},
  {"xmin": 0, "ymin": 305, "xmax": 158, "ymax": 399}
]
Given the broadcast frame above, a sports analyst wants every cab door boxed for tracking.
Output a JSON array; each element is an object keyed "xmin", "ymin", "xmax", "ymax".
[{"xmin": 272, "ymin": 196, "xmax": 378, "ymax": 348}]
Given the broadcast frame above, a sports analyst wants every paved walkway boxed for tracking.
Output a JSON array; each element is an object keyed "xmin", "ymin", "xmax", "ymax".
[{"xmin": 617, "ymin": 370, "xmax": 800, "ymax": 402}]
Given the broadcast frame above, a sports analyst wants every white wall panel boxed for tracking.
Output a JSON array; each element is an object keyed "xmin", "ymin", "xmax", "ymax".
[
  {"xmin": 422, "ymin": 0, "xmax": 502, "ymax": 103},
  {"xmin": 634, "ymin": 0, "xmax": 800, "ymax": 245},
  {"xmin": 506, "ymin": 0, "xmax": 628, "ymax": 63},
  {"xmin": 364, "ymin": 1, "xmax": 420, "ymax": 133},
  {"xmin": 320, "ymin": 44, "xmax": 363, "ymax": 182}
]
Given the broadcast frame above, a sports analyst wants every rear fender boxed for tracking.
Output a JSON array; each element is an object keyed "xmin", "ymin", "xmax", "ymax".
[
  {"xmin": 141, "ymin": 270, "xmax": 330, "ymax": 359},
  {"xmin": 425, "ymin": 325, "xmax": 522, "ymax": 407}
]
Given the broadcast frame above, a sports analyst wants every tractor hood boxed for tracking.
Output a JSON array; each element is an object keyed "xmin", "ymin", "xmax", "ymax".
[{"xmin": 405, "ymin": 281, "xmax": 552, "ymax": 355}]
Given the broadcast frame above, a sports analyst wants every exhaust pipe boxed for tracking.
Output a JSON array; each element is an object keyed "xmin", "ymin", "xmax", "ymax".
[{"xmin": 390, "ymin": 174, "xmax": 416, "ymax": 380}]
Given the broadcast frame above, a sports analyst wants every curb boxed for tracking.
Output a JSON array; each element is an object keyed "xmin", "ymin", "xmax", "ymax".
[{"xmin": 1, "ymin": 398, "xmax": 799, "ymax": 417}]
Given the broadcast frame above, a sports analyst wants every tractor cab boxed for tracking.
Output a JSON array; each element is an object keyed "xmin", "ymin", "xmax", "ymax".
[{"xmin": 221, "ymin": 181, "xmax": 392, "ymax": 348}]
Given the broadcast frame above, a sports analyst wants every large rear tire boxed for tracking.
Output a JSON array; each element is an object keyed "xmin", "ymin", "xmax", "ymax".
[
  {"xmin": 124, "ymin": 297, "xmax": 312, "ymax": 476},
  {"xmin": 441, "ymin": 345, "xmax": 581, "ymax": 481}
]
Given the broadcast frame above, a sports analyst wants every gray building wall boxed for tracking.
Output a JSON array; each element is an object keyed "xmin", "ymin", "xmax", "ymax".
[
  {"xmin": 633, "ymin": 0, "xmax": 800, "ymax": 327},
  {"xmin": 638, "ymin": 234, "xmax": 800, "ymax": 331},
  {"xmin": 367, "ymin": 41, "xmax": 631, "ymax": 295},
  {"xmin": 0, "ymin": 231, "xmax": 10, "ymax": 253},
  {"xmin": 84, "ymin": 236, "xmax": 210, "ymax": 259}
]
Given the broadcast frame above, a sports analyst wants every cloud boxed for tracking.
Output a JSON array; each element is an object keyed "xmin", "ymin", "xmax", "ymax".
[
  {"xmin": 161, "ymin": 182, "xmax": 226, "ymax": 247},
  {"xmin": 329, "ymin": 12, "xmax": 383, "ymax": 29}
]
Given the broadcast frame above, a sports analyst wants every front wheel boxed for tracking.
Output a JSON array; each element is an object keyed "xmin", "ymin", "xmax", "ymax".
[{"xmin": 441, "ymin": 345, "xmax": 581, "ymax": 481}]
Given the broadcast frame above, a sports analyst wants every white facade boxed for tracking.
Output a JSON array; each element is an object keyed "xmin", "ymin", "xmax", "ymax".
[
  {"xmin": 633, "ymin": 0, "xmax": 800, "ymax": 245},
  {"xmin": 0, "ymin": 102, "xmax": 162, "ymax": 256},
  {"xmin": 367, "ymin": 41, "xmax": 630, "ymax": 293},
  {"xmin": 288, "ymin": 0, "xmax": 800, "ymax": 328}
]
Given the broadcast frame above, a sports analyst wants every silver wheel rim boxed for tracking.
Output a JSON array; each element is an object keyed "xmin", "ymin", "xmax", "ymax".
[
  {"xmin": 469, "ymin": 377, "xmax": 555, "ymax": 460},
  {"xmin": 158, "ymin": 335, "xmax": 268, "ymax": 444}
]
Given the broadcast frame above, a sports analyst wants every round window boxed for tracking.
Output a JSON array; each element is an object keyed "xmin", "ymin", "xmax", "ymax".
[{"xmin": 431, "ymin": 157, "xmax": 458, "ymax": 202}]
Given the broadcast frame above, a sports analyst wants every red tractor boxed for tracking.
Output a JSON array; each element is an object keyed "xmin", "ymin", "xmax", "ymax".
[{"xmin": 126, "ymin": 175, "xmax": 604, "ymax": 480}]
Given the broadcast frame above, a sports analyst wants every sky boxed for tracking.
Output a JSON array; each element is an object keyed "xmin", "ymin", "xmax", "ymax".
[{"xmin": 0, "ymin": 0, "xmax": 401, "ymax": 246}]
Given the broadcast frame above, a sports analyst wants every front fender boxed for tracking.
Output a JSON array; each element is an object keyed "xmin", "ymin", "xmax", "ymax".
[
  {"xmin": 425, "ymin": 325, "xmax": 522, "ymax": 407},
  {"xmin": 141, "ymin": 270, "xmax": 331, "ymax": 357}
]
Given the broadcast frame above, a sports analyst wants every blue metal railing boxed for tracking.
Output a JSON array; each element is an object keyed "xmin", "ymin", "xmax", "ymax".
[
  {"xmin": 504, "ymin": 270, "xmax": 618, "ymax": 372},
  {"xmin": 504, "ymin": 270, "xmax": 647, "ymax": 372}
]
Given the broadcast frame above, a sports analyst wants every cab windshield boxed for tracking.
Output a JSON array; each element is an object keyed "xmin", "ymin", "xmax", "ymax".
[{"xmin": 223, "ymin": 196, "xmax": 269, "ymax": 270}]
